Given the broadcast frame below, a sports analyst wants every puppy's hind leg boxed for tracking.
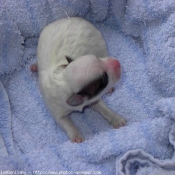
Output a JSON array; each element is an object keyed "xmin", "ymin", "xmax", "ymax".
[
  {"xmin": 56, "ymin": 115, "xmax": 85, "ymax": 143},
  {"xmin": 30, "ymin": 63, "xmax": 38, "ymax": 72},
  {"xmin": 91, "ymin": 99, "xmax": 126, "ymax": 128}
]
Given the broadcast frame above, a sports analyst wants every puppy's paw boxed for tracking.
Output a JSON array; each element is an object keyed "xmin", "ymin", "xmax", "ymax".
[
  {"xmin": 71, "ymin": 137, "xmax": 84, "ymax": 143},
  {"xmin": 106, "ymin": 87, "xmax": 115, "ymax": 95},
  {"xmin": 69, "ymin": 132, "xmax": 85, "ymax": 143},
  {"xmin": 110, "ymin": 116, "xmax": 126, "ymax": 129}
]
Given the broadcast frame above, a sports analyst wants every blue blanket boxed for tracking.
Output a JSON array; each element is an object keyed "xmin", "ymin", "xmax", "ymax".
[{"xmin": 0, "ymin": 0, "xmax": 175, "ymax": 174}]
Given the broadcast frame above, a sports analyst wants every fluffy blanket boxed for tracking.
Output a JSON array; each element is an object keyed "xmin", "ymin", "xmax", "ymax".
[{"xmin": 0, "ymin": 0, "xmax": 175, "ymax": 174}]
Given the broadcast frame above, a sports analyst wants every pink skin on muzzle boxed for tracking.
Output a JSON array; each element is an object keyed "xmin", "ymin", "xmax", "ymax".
[{"xmin": 104, "ymin": 58, "xmax": 121, "ymax": 80}]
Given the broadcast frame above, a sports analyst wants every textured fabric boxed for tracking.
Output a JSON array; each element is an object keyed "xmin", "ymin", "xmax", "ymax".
[{"xmin": 0, "ymin": 0, "xmax": 175, "ymax": 175}]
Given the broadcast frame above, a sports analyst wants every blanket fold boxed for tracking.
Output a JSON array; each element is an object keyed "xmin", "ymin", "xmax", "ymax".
[
  {"xmin": 117, "ymin": 123, "xmax": 175, "ymax": 175},
  {"xmin": 0, "ymin": 81, "xmax": 15, "ymax": 155},
  {"xmin": 1, "ymin": 0, "xmax": 175, "ymax": 175}
]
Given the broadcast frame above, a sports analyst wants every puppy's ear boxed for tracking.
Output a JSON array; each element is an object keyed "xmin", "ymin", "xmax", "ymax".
[
  {"xmin": 65, "ymin": 55, "xmax": 73, "ymax": 64},
  {"xmin": 66, "ymin": 94, "xmax": 84, "ymax": 106}
]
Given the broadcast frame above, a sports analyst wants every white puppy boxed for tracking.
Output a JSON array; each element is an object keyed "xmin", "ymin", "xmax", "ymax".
[{"xmin": 32, "ymin": 17, "xmax": 126, "ymax": 143}]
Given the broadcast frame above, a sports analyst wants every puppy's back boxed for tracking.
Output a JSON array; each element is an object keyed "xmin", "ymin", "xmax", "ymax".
[{"xmin": 37, "ymin": 17, "xmax": 107, "ymax": 71}]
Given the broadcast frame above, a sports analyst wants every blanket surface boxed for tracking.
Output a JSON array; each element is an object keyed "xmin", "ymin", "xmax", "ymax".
[{"xmin": 0, "ymin": 0, "xmax": 175, "ymax": 175}]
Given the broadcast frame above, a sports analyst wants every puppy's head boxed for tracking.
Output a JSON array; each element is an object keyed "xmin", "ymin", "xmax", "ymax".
[{"xmin": 63, "ymin": 55, "xmax": 121, "ymax": 108}]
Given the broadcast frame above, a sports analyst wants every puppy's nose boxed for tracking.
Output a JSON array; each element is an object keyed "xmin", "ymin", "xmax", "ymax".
[
  {"xmin": 111, "ymin": 59, "xmax": 120, "ymax": 69},
  {"xmin": 106, "ymin": 58, "xmax": 121, "ymax": 70},
  {"xmin": 105, "ymin": 58, "xmax": 121, "ymax": 80}
]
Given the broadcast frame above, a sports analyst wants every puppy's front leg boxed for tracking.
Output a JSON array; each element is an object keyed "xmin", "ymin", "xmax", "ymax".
[
  {"xmin": 91, "ymin": 100, "xmax": 126, "ymax": 128},
  {"xmin": 56, "ymin": 115, "xmax": 85, "ymax": 143}
]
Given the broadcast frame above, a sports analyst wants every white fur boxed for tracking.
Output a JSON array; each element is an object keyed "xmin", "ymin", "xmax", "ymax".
[{"xmin": 37, "ymin": 17, "xmax": 126, "ymax": 143}]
